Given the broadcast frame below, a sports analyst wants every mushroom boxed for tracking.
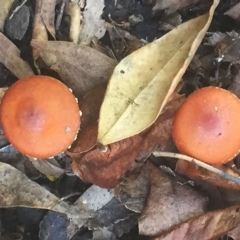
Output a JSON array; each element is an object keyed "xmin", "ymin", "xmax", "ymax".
[
  {"xmin": 172, "ymin": 87, "xmax": 240, "ymax": 165},
  {"xmin": 0, "ymin": 75, "xmax": 80, "ymax": 159}
]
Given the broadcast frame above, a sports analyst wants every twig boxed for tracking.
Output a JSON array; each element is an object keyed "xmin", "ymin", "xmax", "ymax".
[{"xmin": 153, "ymin": 151, "xmax": 240, "ymax": 185}]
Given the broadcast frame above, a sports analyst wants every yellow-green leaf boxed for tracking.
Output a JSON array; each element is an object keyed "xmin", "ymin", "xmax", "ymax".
[{"xmin": 98, "ymin": 0, "xmax": 219, "ymax": 145}]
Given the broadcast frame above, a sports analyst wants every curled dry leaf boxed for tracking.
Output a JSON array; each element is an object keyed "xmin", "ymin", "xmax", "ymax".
[
  {"xmin": 69, "ymin": 1, "xmax": 82, "ymax": 43},
  {"xmin": 176, "ymin": 159, "xmax": 240, "ymax": 190},
  {"xmin": 72, "ymin": 135, "xmax": 143, "ymax": 188},
  {"xmin": 32, "ymin": 0, "xmax": 48, "ymax": 58},
  {"xmin": 32, "ymin": 0, "xmax": 56, "ymax": 40},
  {"xmin": 40, "ymin": 0, "xmax": 56, "ymax": 38},
  {"xmin": 31, "ymin": 40, "xmax": 116, "ymax": 99},
  {"xmin": 98, "ymin": 0, "xmax": 219, "ymax": 145},
  {"xmin": 0, "ymin": 33, "xmax": 34, "ymax": 79},
  {"xmin": 28, "ymin": 157, "xmax": 65, "ymax": 180},
  {"xmin": 152, "ymin": 205, "xmax": 240, "ymax": 240},
  {"xmin": 139, "ymin": 163, "xmax": 208, "ymax": 237}
]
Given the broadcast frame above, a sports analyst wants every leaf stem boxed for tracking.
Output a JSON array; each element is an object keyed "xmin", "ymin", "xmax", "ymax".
[{"xmin": 152, "ymin": 151, "xmax": 240, "ymax": 185}]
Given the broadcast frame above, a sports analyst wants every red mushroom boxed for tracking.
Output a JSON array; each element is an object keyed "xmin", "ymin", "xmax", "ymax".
[
  {"xmin": 0, "ymin": 75, "xmax": 80, "ymax": 159},
  {"xmin": 172, "ymin": 87, "xmax": 240, "ymax": 165}
]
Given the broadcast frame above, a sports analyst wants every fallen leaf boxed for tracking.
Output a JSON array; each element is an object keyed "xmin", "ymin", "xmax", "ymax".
[
  {"xmin": 69, "ymin": 122, "xmax": 98, "ymax": 155},
  {"xmin": 69, "ymin": 87, "xmax": 105, "ymax": 154},
  {"xmin": 225, "ymin": 2, "xmax": 240, "ymax": 21},
  {"xmin": 89, "ymin": 196, "xmax": 139, "ymax": 238},
  {"xmin": 32, "ymin": 0, "xmax": 48, "ymax": 58},
  {"xmin": 0, "ymin": 0, "xmax": 14, "ymax": 31},
  {"xmin": 0, "ymin": 161, "xmax": 92, "ymax": 222},
  {"xmin": 28, "ymin": 157, "xmax": 65, "ymax": 180},
  {"xmin": 0, "ymin": 87, "xmax": 7, "ymax": 101},
  {"xmin": 41, "ymin": 0, "xmax": 56, "ymax": 38},
  {"xmin": 152, "ymin": 0, "xmax": 203, "ymax": 15},
  {"xmin": 115, "ymin": 164, "xmax": 151, "ymax": 213},
  {"xmin": 139, "ymin": 163, "xmax": 208, "ymax": 237},
  {"xmin": 0, "ymin": 33, "xmax": 34, "ymax": 79},
  {"xmin": 176, "ymin": 159, "xmax": 240, "ymax": 190},
  {"xmin": 79, "ymin": 87, "xmax": 106, "ymax": 129},
  {"xmin": 31, "ymin": 40, "xmax": 116, "ymax": 99},
  {"xmin": 71, "ymin": 135, "xmax": 143, "ymax": 188},
  {"xmin": 5, "ymin": 4, "xmax": 30, "ymax": 40},
  {"xmin": 152, "ymin": 205, "xmax": 240, "ymax": 240},
  {"xmin": 92, "ymin": 228, "xmax": 115, "ymax": 240},
  {"xmin": 74, "ymin": 185, "xmax": 114, "ymax": 210},
  {"xmin": 79, "ymin": 0, "xmax": 106, "ymax": 45},
  {"xmin": 138, "ymin": 94, "xmax": 185, "ymax": 160},
  {"xmin": 33, "ymin": 0, "xmax": 56, "ymax": 40},
  {"xmin": 39, "ymin": 185, "xmax": 114, "ymax": 239},
  {"xmin": 98, "ymin": 0, "xmax": 219, "ymax": 145},
  {"xmin": 69, "ymin": 1, "xmax": 82, "ymax": 43}
]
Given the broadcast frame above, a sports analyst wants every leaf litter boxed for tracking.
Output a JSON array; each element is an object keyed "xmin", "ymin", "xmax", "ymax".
[
  {"xmin": 31, "ymin": 40, "xmax": 116, "ymax": 99},
  {"xmin": 98, "ymin": 0, "xmax": 219, "ymax": 145},
  {"xmin": 3, "ymin": 0, "xmax": 240, "ymax": 239}
]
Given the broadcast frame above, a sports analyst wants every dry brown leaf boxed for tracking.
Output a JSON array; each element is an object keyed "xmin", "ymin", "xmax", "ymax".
[
  {"xmin": 152, "ymin": 205, "xmax": 240, "ymax": 240},
  {"xmin": 138, "ymin": 94, "xmax": 185, "ymax": 160},
  {"xmin": 69, "ymin": 122, "xmax": 98, "ymax": 155},
  {"xmin": 0, "ymin": 0, "xmax": 14, "ymax": 31},
  {"xmin": 71, "ymin": 135, "xmax": 143, "ymax": 188},
  {"xmin": 139, "ymin": 163, "xmax": 208, "ymax": 237},
  {"xmin": 79, "ymin": 87, "xmax": 106, "ymax": 129},
  {"xmin": 31, "ymin": 40, "xmax": 116, "ymax": 99},
  {"xmin": 79, "ymin": 0, "xmax": 106, "ymax": 45},
  {"xmin": 176, "ymin": 159, "xmax": 240, "ymax": 190},
  {"xmin": 69, "ymin": 87, "xmax": 105, "ymax": 154},
  {"xmin": 98, "ymin": 0, "xmax": 219, "ymax": 145},
  {"xmin": 115, "ymin": 163, "xmax": 151, "ymax": 213},
  {"xmin": 0, "ymin": 33, "xmax": 34, "ymax": 79}
]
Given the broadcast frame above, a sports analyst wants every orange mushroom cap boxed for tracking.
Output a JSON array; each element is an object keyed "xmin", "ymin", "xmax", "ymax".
[
  {"xmin": 172, "ymin": 87, "xmax": 240, "ymax": 165},
  {"xmin": 0, "ymin": 75, "xmax": 80, "ymax": 159}
]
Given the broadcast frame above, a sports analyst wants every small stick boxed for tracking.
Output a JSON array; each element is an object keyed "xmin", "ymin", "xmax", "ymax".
[{"xmin": 153, "ymin": 151, "xmax": 240, "ymax": 185}]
